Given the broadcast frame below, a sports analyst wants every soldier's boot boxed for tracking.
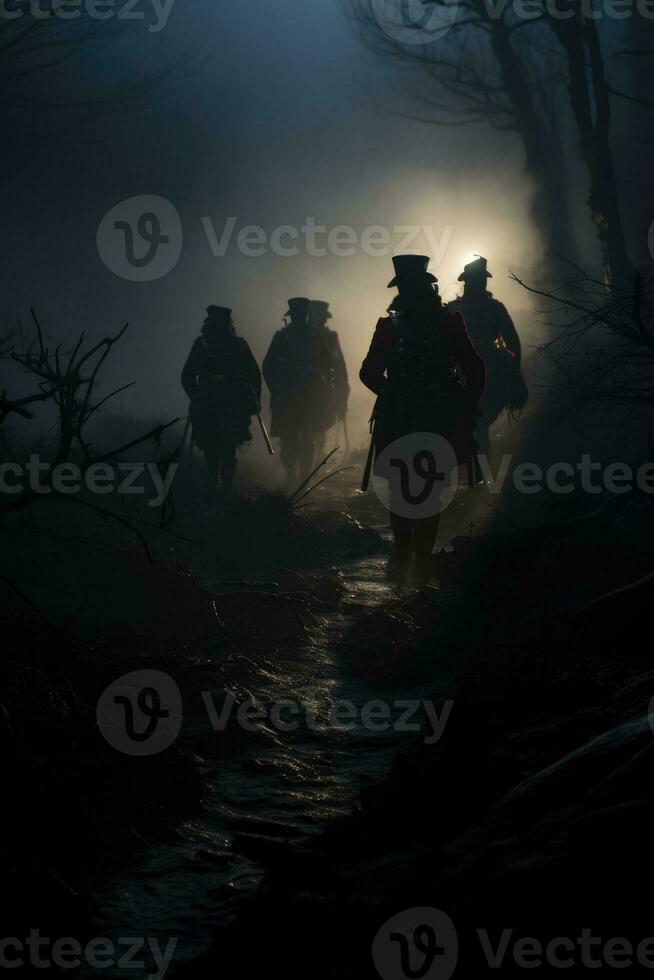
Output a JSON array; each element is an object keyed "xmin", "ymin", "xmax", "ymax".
[{"xmin": 413, "ymin": 515, "xmax": 441, "ymax": 586}]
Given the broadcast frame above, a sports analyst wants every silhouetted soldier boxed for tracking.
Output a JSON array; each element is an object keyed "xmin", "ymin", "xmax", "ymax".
[
  {"xmin": 181, "ymin": 305, "xmax": 262, "ymax": 493},
  {"xmin": 309, "ymin": 300, "xmax": 350, "ymax": 460},
  {"xmin": 449, "ymin": 256, "xmax": 527, "ymax": 450},
  {"xmin": 263, "ymin": 297, "xmax": 334, "ymax": 490},
  {"xmin": 360, "ymin": 255, "xmax": 485, "ymax": 586}
]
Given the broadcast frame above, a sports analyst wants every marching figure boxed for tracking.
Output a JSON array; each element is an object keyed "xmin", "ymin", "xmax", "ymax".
[
  {"xmin": 448, "ymin": 256, "xmax": 528, "ymax": 450},
  {"xmin": 181, "ymin": 305, "xmax": 262, "ymax": 493},
  {"xmin": 308, "ymin": 300, "xmax": 350, "ymax": 460},
  {"xmin": 263, "ymin": 297, "xmax": 334, "ymax": 490},
  {"xmin": 360, "ymin": 255, "xmax": 485, "ymax": 586}
]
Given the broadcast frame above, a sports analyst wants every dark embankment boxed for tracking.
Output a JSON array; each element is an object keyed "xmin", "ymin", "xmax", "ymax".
[
  {"xmin": 178, "ymin": 489, "xmax": 654, "ymax": 978},
  {"xmin": 1, "ymin": 475, "xmax": 384, "ymax": 963},
  {"xmin": 1, "ymin": 602, "xmax": 204, "ymax": 960}
]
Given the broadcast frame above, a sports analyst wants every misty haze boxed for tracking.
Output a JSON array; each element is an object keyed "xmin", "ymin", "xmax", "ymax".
[{"xmin": 2, "ymin": 0, "xmax": 654, "ymax": 977}]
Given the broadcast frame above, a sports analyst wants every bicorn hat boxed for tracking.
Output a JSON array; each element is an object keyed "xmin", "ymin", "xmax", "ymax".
[
  {"xmin": 309, "ymin": 300, "xmax": 333, "ymax": 319},
  {"xmin": 286, "ymin": 297, "xmax": 310, "ymax": 317},
  {"xmin": 458, "ymin": 256, "xmax": 493, "ymax": 282},
  {"xmin": 387, "ymin": 254, "xmax": 438, "ymax": 288}
]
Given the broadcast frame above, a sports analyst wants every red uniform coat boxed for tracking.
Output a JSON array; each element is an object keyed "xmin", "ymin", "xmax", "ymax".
[{"xmin": 360, "ymin": 310, "xmax": 486, "ymax": 465}]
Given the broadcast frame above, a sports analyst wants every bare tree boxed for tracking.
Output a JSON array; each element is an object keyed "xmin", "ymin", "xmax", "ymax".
[
  {"xmin": 0, "ymin": 327, "xmax": 53, "ymax": 424},
  {"xmin": 610, "ymin": 14, "xmax": 654, "ymax": 270},
  {"xmin": 0, "ymin": 0, "xmax": 192, "ymax": 125},
  {"xmin": 542, "ymin": 6, "xmax": 632, "ymax": 286},
  {"xmin": 513, "ymin": 269, "xmax": 654, "ymax": 406},
  {"xmin": 350, "ymin": 0, "xmax": 649, "ymax": 285},
  {"xmin": 0, "ymin": 310, "xmax": 181, "ymax": 554},
  {"xmin": 0, "ymin": 0, "xmax": 102, "ymax": 84}
]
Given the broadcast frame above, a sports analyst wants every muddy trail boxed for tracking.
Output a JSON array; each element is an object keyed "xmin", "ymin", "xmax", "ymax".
[{"xmin": 77, "ymin": 470, "xmax": 498, "ymax": 977}]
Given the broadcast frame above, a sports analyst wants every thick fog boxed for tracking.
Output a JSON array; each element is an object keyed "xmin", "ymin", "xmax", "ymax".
[{"xmin": 4, "ymin": 0, "xmax": 603, "ymax": 454}]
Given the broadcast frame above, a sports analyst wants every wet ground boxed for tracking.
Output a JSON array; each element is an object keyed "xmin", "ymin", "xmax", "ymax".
[{"xmin": 81, "ymin": 468, "xmax": 502, "ymax": 976}]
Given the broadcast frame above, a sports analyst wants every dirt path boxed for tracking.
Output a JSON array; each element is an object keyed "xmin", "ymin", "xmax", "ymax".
[{"xmin": 79, "ymin": 469, "xmax": 502, "ymax": 977}]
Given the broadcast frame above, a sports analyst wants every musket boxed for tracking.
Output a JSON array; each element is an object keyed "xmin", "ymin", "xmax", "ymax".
[
  {"xmin": 257, "ymin": 413, "xmax": 275, "ymax": 455},
  {"xmin": 361, "ymin": 413, "xmax": 377, "ymax": 492}
]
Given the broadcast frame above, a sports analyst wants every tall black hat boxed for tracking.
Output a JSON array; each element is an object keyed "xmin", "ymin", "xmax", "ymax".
[
  {"xmin": 309, "ymin": 300, "xmax": 333, "ymax": 320},
  {"xmin": 387, "ymin": 254, "xmax": 438, "ymax": 288},
  {"xmin": 205, "ymin": 305, "xmax": 232, "ymax": 320},
  {"xmin": 458, "ymin": 256, "xmax": 493, "ymax": 282},
  {"xmin": 286, "ymin": 297, "xmax": 310, "ymax": 317}
]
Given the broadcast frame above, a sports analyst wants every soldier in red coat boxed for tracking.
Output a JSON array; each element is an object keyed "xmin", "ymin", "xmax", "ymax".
[{"xmin": 360, "ymin": 254, "xmax": 485, "ymax": 586}]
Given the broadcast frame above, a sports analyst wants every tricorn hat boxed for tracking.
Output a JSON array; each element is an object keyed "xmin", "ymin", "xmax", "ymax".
[
  {"xmin": 205, "ymin": 305, "xmax": 232, "ymax": 320},
  {"xmin": 458, "ymin": 256, "xmax": 493, "ymax": 282},
  {"xmin": 309, "ymin": 300, "xmax": 333, "ymax": 320},
  {"xmin": 286, "ymin": 296, "xmax": 310, "ymax": 317},
  {"xmin": 388, "ymin": 254, "xmax": 438, "ymax": 288}
]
